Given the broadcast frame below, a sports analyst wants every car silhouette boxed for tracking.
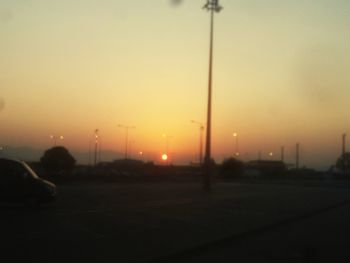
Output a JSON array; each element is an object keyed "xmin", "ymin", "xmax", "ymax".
[{"xmin": 0, "ymin": 158, "xmax": 56, "ymax": 205}]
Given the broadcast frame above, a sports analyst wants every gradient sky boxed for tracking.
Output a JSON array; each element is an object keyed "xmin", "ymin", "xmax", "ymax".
[{"xmin": 1, "ymin": 0, "xmax": 350, "ymax": 168}]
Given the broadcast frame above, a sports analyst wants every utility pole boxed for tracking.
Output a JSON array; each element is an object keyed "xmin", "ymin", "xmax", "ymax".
[
  {"xmin": 118, "ymin": 125, "xmax": 135, "ymax": 160},
  {"xmin": 94, "ymin": 129, "xmax": 99, "ymax": 166},
  {"xmin": 296, "ymin": 143, "xmax": 300, "ymax": 169},
  {"xmin": 202, "ymin": 0, "xmax": 222, "ymax": 192},
  {"xmin": 233, "ymin": 132, "xmax": 239, "ymax": 157},
  {"xmin": 342, "ymin": 133, "xmax": 346, "ymax": 155},
  {"xmin": 191, "ymin": 120, "xmax": 204, "ymax": 166},
  {"xmin": 88, "ymin": 140, "xmax": 91, "ymax": 166},
  {"xmin": 99, "ymin": 136, "xmax": 102, "ymax": 163},
  {"xmin": 281, "ymin": 146, "xmax": 284, "ymax": 162}
]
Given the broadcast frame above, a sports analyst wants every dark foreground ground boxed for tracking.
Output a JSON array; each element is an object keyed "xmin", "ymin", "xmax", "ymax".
[{"xmin": 2, "ymin": 180, "xmax": 350, "ymax": 262}]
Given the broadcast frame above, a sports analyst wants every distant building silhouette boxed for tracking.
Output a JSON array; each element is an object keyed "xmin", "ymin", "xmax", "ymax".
[
  {"xmin": 246, "ymin": 160, "xmax": 286, "ymax": 176},
  {"xmin": 335, "ymin": 152, "xmax": 350, "ymax": 173},
  {"xmin": 330, "ymin": 134, "xmax": 350, "ymax": 176}
]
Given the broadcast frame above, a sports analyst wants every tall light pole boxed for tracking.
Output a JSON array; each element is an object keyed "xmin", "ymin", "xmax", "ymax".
[
  {"xmin": 118, "ymin": 124, "xmax": 135, "ymax": 160},
  {"xmin": 94, "ymin": 129, "xmax": 99, "ymax": 166},
  {"xmin": 296, "ymin": 143, "xmax": 300, "ymax": 169},
  {"xmin": 129, "ymin": 140, "xmax": 135, "ymax": 160},
  {"xmin": 98, "ymin": 136, "xmax": 102, "ymax": 163},
  {"xmin": 88, "ymin": 140, "xmax": 91, "ymax": 166},
  {"xmin": 233, "ymin": 132, "xmax": 239, "ymax": 157},
  {"xmin": 50, "ymin": 134, "xmax": 64, "ymax": 147},
  {"xmin": 191, "ymin": 120, "xmax": 204, "ymax": 165},
  {"xmin": 203, "ymin": 0, "xmax": 222, "ymax": 192},
  {"xmin": 342, "ymin": 133, "xmax": 346, "ymax": 156}
]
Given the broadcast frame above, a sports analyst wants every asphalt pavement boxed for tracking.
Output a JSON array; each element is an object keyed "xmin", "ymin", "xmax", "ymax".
[{"xmin": 1, "ymin": 181, "xmax": 350, "ymax": 262}]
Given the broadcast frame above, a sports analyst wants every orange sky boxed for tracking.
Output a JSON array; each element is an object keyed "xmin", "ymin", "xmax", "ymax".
[{"xmin": 1, "ymin": 0, "xmax": 350, "ymax": 169}]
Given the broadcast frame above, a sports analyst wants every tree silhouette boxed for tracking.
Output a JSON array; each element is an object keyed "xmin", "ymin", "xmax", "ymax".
[{"xmin": 41, "ymin": 146, "xmax": 76, "ymax": 173}]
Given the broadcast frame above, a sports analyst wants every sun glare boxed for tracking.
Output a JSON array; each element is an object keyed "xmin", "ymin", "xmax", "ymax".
[{"xmin": 162, "ymin": 154, "xmax": 168, "ymax": 161}]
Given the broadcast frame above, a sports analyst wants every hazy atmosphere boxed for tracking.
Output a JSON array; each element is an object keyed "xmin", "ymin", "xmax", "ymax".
[
  {"xmin": 1, "ymin": 0, "xmax": 350, "ymax": 169},
  {"xmin": 3, "ymin": 2, "xmax": 350, "ymax": 262}
]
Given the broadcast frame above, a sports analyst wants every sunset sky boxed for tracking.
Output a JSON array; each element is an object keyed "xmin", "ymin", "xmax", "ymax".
[{"xmin": 1, "ymin": 0, "xmax": 350, "ymax": 169}]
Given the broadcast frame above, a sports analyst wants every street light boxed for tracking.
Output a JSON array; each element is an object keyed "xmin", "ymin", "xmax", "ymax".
[
  {"xmin": 50, "ymin": 134, "xmax": 64, "ymax": 146},
  {"xmin": 94, "ymin": 129, "xmax": 99, "ymax": 166},
  {"xmin": 139, "ymin": 151, "xmax": 144, "ymax": 161},
  {"xmin": 233, "ymin": 132, "xmax": 239, "ymax": 157},
  {"xmin": 296, "ymin": 143, "xmax": 300, "ymax": 169},
  {"xmin": 128, "ymin": 140, "xmax": 135, "ymax": 160},
  {"xmin": 202, "ymin": 0, "xmax": 222, "ymax": 192},
  {"xmin": 118, "ymin": 124, "xmax": 135, "ymax": 160},
  {"xmin": 191, "ymin": 120, "xmax": 204, "ymax": 166}
]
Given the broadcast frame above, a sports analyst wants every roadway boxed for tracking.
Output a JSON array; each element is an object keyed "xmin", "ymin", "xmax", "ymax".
[{"xmin": 1, "ymin": 181, "xmax": 350, "ymax": 262}]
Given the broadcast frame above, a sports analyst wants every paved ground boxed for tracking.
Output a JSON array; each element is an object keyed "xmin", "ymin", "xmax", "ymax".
[{"xmin": 1, "ymin": 181, "xmax": 350, "ymax": 262}]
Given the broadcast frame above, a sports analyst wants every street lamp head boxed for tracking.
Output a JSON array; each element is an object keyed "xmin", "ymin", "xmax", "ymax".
[{"xmin": 203, "ymin": 0, "xmax": 223, "ymax": 12}]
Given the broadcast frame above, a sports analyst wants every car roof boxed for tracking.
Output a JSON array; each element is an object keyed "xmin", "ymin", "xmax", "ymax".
[{"xmin": 0, "ymin": 157, "xmax": 24, "ymax": 164}]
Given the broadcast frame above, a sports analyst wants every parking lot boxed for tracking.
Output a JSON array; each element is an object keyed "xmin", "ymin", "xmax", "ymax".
[{"xmin": 2, "ymin": 181, "xmax": 350, "ymax": 262}]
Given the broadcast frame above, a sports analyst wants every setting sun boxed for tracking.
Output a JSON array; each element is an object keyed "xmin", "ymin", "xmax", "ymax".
[
  {"xmin": 162, "ymin": 154, "xmax": 168, "ymax": 161},
  {"xmin": 1, "ymin": 0, "xmax": 350, "ymax": 170},
  {"xmin": 1, "ymin": 1, "xmax": 350, "ymax": 261}
]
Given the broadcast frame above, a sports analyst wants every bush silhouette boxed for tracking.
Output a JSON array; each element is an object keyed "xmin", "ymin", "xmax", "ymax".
[{"xmin": 41, "ymin": 146, "xmax": 76, "ymax": 173}]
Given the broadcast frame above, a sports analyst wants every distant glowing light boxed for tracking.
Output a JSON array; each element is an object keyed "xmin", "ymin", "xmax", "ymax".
[
  {"xmin": 269, "ymin": 152, "xmax": 273, "ymax": 156},
  {"xmin": 162, "ymin": 154, "xmax": 168, "ymax": 161}
]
